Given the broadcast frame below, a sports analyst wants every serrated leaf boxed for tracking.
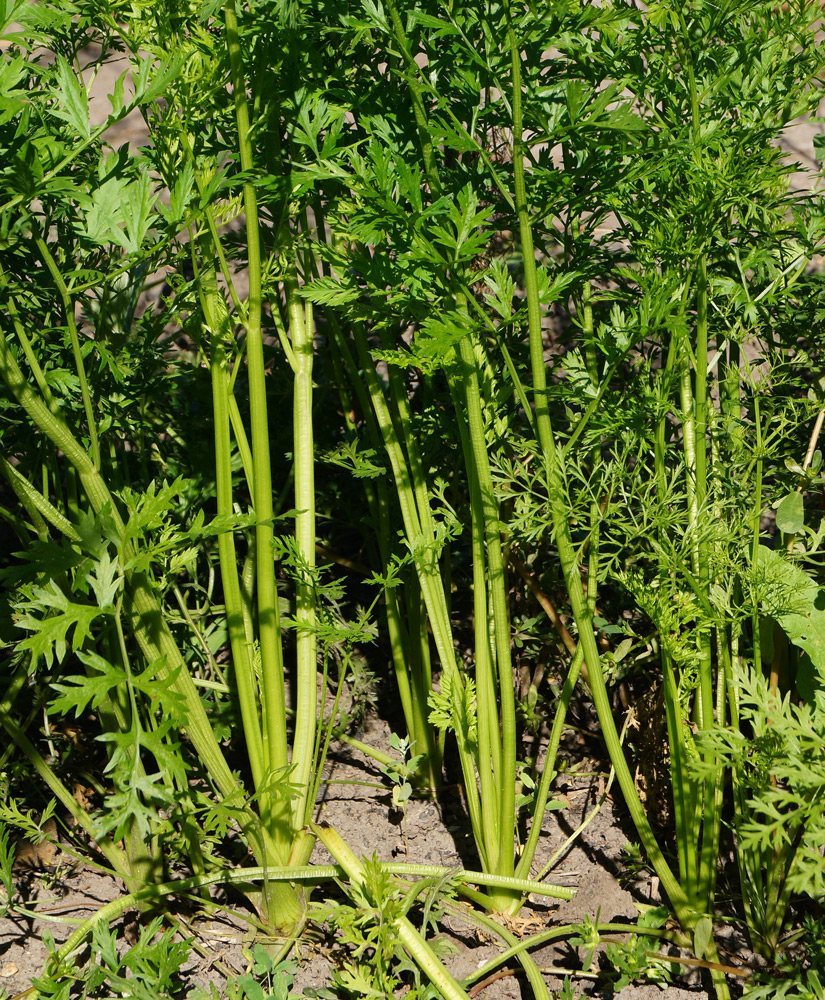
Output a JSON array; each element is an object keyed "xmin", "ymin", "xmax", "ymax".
[
  {"xmin": 323, "ymin": 442, "xmax": 385, "ymax": 479},
  {"xmin": 65, "ymin": 267, "xmax": 106, "ymax": 292},
  {"xmin": 407, "ymin": 10, "xmax": 459, "ymax": 34},
  {"xmin": 427, "ymin": 669, "xmax": 476, "ymax": 747},
  {"xmin": 484, "ymin": 258, "xmax": 516, "ymax": 319},
  {"xmin": 15, "ymin": 580, "xmax": 112, "ymax": 667},
  {"xmin": 537, "ymin": 267, "xmax": 579, "ymax": 305},
  {"xmin": 106, "ymin": 67, "xmax": 128, "ymax": 120},
  {"xmin": 429, "ymin": 120, "xmax": 479, "ymax": 154},
  {"xmin": 48, "ymin": 56, "xmax": 90, "ymax": 140},
  {"xmin": 593, "ymin": 105, "xmax": 647, "ymax": 132},
  {"xmin": 85, "ymin": 550, "xmax": 123, "ymax": 609},
  {"xmin": 118, "ymin": 168, "xmax": 158, "ymax": 253},
  {"xmin": 132, "ymin": 52, "xmax": 186, "ymax": 108},
  {"xmin": 82, "ymin": 175, "xmax": 128, "ymax": 245},
  {"xmin": 160, "ymin": 159, "xmax": 196, "ymax": 225},
  {"xmin": 302, "ymin": 274, "xmax": 361, "ymax": 306},
  {"xmin": 0, "ymin": 55, "xmax": 28, "ymax": 124},
  {"xmin": 50, "ymin": 650, "xmax": 128, "ymax": 716}
]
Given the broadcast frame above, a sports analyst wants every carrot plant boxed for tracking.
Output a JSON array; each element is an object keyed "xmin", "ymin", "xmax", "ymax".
[
  {"xmin": 516, "ymin": 0, "xmax": 825, "ymax": 987},
  {"xmin": 301, "ymin": 0, "xmax": 825, "ymax": 988},
  {"xmin": 2, "ymin": 0, "xmax": 825, "ymax": 996},
  {"xmin": 302, "ymin": 0, "xmax": 620, "ymax": 916},
  {"xmin": 0, "ymin": 0, "xmax": 363, "ymax": 933},
  {"xmin": 0, "ymin": 0, "xmax": 568, "ymax": 967}
]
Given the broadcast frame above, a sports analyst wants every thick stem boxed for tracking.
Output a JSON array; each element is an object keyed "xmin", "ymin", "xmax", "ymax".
[
  {"xmin": 457, "ymin": 335, "xmax": 517, "ymax": 902},
  {"xmin": 200, "ymin": 261, "xmax": 265, "ymax": 788},
  {"xmin": 224, "ymin": 0, "xmax": 289, "ymax": 781},
  {"xmin": 312, "ymin": 822, "xmax": 473, "ymax": 1000},
  {"xmin": 290, "ymin": 294, "xmax": 318, "ymax": 836}
]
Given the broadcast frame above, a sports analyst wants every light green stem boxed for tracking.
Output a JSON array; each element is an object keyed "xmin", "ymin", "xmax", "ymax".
[
  {"xmin": 0, "ymin": 456, "xmax": 81, "ymax": 541},
  {"xmin": 290, "ymin": 293, "xmax": 317, "ymax": 839},
  {"xmin": 49, "ymin": 853, "xmax": 574, "ymax": 985},
  {"xmin": 457, "ymin": 334, "xmax": 517, "ymax": 902},
  {"xmin": 312, "ymin": 822, "xmax": 473, "ymax": 1000},
  {"xmin": 199, "ymin": 258, "xmax": 265, "ymax": 788},
  {"xmin": 224, "ymin": 0, "xmax": 288, "ymax": 785},
  {"xmin": 451, "ymin": 379, "xmax": 495, "ymax": 874}
]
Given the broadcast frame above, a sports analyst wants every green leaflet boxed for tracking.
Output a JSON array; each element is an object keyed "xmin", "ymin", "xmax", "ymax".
[
  {"xmin": 14, "ymin": 578, "xmax": 115, "ymax": 668},
  {"xmin": 48, "ymin": 56, "xmax": 90, "ymax": 140},
  {"xmin": 427, "ymin": 669, "xmax": 477, "ymax": 749},
  {"xmin": 754, "ymin": 545, "xmax": 825, "ymax": 678}
]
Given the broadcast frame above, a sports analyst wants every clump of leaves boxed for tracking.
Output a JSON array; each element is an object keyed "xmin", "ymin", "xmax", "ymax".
[
  {"xmin": 744, "ymin": 917, "xmax": 825, "ymax": 999},
  {"xmin": 33, "ymin": 917, "xmax": 192, "ymax": 1000},
  {"xmin": 571, "ymin": 907, "xmax": 673, "ymax": 992},
  {"xmin": 312, "ymin": 857, "xmax": 412, "ymax": 1000},
  {"xmin": 310, "ymin": 855, "xmax": 454, "ymax": 1000},
  {"xmin": 234, "ymin": 946, "xmax": 299, "ymax": 1000}
]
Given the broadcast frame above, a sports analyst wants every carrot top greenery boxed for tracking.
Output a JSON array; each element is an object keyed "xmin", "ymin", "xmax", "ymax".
[{"xmin": 1, "ymin": 1, "xmax": 825, "ymax": 997}]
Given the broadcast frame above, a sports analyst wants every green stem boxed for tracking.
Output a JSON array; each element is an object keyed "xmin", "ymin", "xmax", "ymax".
[
  {"xmin": 506, "ymin": 8, "xmax": 687, "ymax": 920},
  {"xmin": 693, "ymin": 256, "xmax": 721, "ymax": 918},
  {"xmin": 0, "ymin": 456, "xmax": 80, "ymax": 541},
  {"xmin": 49, "ymin": 854, "xmax": 573, "ymax": 986},
  {"xmin": 654, "ymin": 297, "xmax": 684, "ymax": 500},
  {"xmin": 199, "ymin": 257, "xmax": 265, "ymax": 788},
  {"xmin": 751, "ymin": 394, "xmax": 764, "ymax": 672},
  {"xmin": 456, "ymin": 903, "xmax": 551, "ymax": 1000},
  {"xmin": 289, "ymin": 291, "xmax": 317, "ymax": 845},
  {"xmin": 1, "ymin": 277, "xmax": 58, "ymax": 413},
  {"xmin": 312, "ymin": 822, "xmax": 472, "ymax": 1000},
  {"xmin": 460, "ymin": 918, "xmax": 688, "ymax": 989},
  {"xmin": 457, "ymin": 334, "xmax": 517, "ymax": 902},
  {"xmin": 224, "ymin": 0, "xmax": 288, "ymax": 784},
  {"xmin": 452, "ymin": 378, "xmax": 495, "ymax": 875},
  {"xmin": 34, "ymin": 236, "xmax": 100, "ymax": 471}
]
